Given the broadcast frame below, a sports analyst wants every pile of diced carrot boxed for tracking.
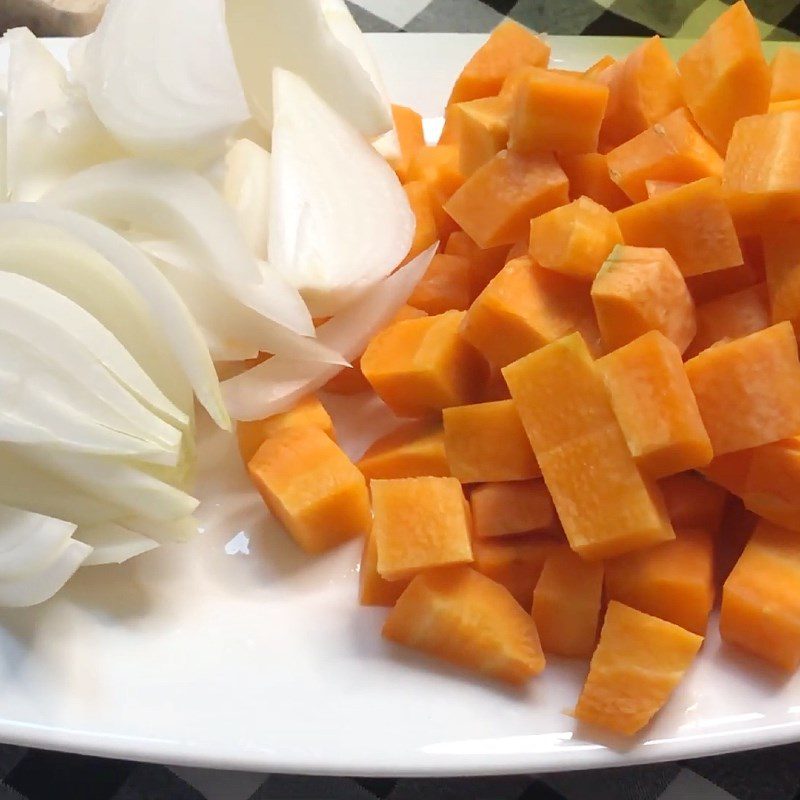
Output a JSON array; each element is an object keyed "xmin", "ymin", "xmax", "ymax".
[{"xmin": 240, "ymin": 1, "xmax": 800, "ymax": 739}]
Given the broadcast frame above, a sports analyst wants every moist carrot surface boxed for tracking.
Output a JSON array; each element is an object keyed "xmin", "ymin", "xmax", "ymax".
[
  {"xmin": 470, "ymin": 479, "xmax": 555, "ymax": 539},
  {"xmin": 357, "ymin": 420, "xmax": 449, "ymax": 481}
]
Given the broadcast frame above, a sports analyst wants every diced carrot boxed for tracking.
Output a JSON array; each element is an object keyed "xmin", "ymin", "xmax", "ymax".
[
  {"xmin": 444, "ymin": 150, "xmax": 569, "ymax": 248},
  {"xmin": 447, "ymin": 20, "xmax": 550, "ymax": 105},
  {"xmin": 236, "ymin": 394, "xmax": 334, "ymax": 464},
  {"xmin": 763, "ymin": 223, "xmax": 800, "ymax": 336},
  {"xmin": 463, "ymin": 256, "xmax": 601, "ymax": 369},
  {"xmin": 472, "ymin": 535, "xmax": 559, "ymax": 608},
  {"xmin": 503, "ymin": 332, "xmax": 675, "ymax": 560},
  {"xmin": 372, "ymin": 477, "xmax": 473, "ymax": 581},
  {"xmin": 770, "ymin": 46, "xmax": 800, "ymax": 102},
  {"xmin": 383, "ymin": 565, "xmax": 546, "ymax": 684},
  {"xmin": 357, "ymin": 420, "xmax": 449, "ymax": 481},
  {"xmin": 470, "ymin": 480, "xmax": 555, "ymax": 539},
  {"xmin": 743, "ymin": 437, "xmax": 800, "ymax": 532},
  {"xmin": 659, "ymin": 472, "xmax": 728, "ymax": 532},
  {"xmin": 685, "ymin": 283, "xmax": 770, "ymax": 358},
  {"xmin": 591, "ymin": 245, "xmax": 696, "ymax": 354},
  {"xmin": 480, "ymin": 367, "xmax": 512, "ymax": 402},
  {"xmin": 685, "ymin": 322, "xmax": 800, "ymax": 455},
  {"xmin": 701, "ymin": 449, "xmax": 752, "ymax": 496},
  {"xmin": 716, "ymin": 497, "xmax": 757, "ymax": 583},
  {"xmin": 599, "ymin": 36, "xmax": 683, "ymax": 151},
  {"xmin": 443, "ymin": 399, "xmax": 540, "ymax": 483},
  {"xmin": 606, "ymin": 108, "xmax": 723, "ymax": 203},
  {"xmin": 721, "ymin": 520, "xmax": 800, "ymax": 671},
  {"xmin": 685, "ymin": 262, "xmax": 761, "ymax": 304},
  {"xmin": 529, "ymin": 197, "xmax": 623, "ymax": 281},
  {"xmin": 533, "ymin": 546, "xmax": 604, "ymax": 658},
  {"xmin": 437, "ymin": 104, "xmax": 460, "ymax": 146},
  {"xmin": 677, "ymin": 1, "xmax": 770, "ymax": 154},
  {"xmin": 390, "ymin": 104, "xmax": 425, "ymax": 183},
  {"xmin": 361, "ymin": 310, "xmax": 487, "ymax": 417},
  {"xmin": 505, "ymin": 238, "xmax": 529, "ymax": 263},
  {"xmin": 247, "ymin": 427, "xmax": 371, "ymax": 554},
  {"xmin": 451, "ymin": 95, "xmax": 510, "ymax": 176},
  {"xmin": 359, "ymin": 533, "xmax": 409, "ymax": 607},
  {"xmin": 605, "ymin": 528, "xmax": 714, "ymax": 635},
  {"xmin": 584, "ymin": 55, "xmax": 617, "ymax": 81},
  {"xmin": 444, "ymin": 231, "xmax": 507, "ymax": 297},
  {"xmin": 509, "ymin": 67, "xmax": 608, "ymax": 155},
  {"xmin": 645, "ymin": 180, "xmax": 685, "ymax": 198},
  {"xmin": 575, "ymin": 601, "xmax": 703, "ymax": 736},
  {"xmin": 615, "ymin": 177, "xmax": 743, "ymax": 277},
  {"xmin": 599, "ymin": 331, "xmax": 712, "ymax": 478},
  {"xmin": 723, "ymin": 111, "xmax": 800, "ymax": 233},
  {"xmin": 557, "ymin": 152, "xmax": 630, "ymax": 212},
  {"xmin": 402, "ymin": 182, "xmax": 439, "ymax": 263},
  {"xmin": 768, "ymin": 99, "xmax": 800, "ymax": 114},
  {"xmin": 324, "ymin": 305, "xmax": 426, "ymax": 395},
  {"xmin": 408, "ymin": 253, "xmax": 472, "ymax": 315},
  {"xmin": 407, "ymin": 145, "xmax": 463, "ymax": 239}
]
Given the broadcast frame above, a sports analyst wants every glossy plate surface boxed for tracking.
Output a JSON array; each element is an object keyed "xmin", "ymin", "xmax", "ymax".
[{"xmin": 0, "ymin": 34, "xmax": 797, "ymax": 777}]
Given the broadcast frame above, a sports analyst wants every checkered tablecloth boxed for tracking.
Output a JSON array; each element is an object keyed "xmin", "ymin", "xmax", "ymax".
[{"xmin": 2, "ymin": 2, "xmax": 800, "ymax": 799}]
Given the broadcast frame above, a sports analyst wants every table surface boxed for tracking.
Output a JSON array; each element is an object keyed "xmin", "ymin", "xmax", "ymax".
[{"xmin": 3, "ymin": 1, "xmax": 800, "ymax": 799}]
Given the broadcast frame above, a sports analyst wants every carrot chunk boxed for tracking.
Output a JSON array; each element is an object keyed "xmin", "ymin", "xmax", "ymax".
[
  {"xmin": 770, "ymin": 46, "xmax": 800, "ymax": 102},
  {"xmin": 470, "ymin": 480, "xmax": 555, "ymax": 539},
  {"xmin": 357, "ymin": 420, "xmax": 449, "ymax": 481},
  {"xmin": 408, "ymin": 253, "xmax": 472, "ymax": 315},
  {"xmin": 407, "ymin": 145, "xmax": 463, "ymax": 240},
  {"xmin": 390, "ymin": 104, "xmax": 425, "ymax": 183},
  {"xmin": 659, "ymin": 472, "xmax": 727, "ymax": 532},
  {"xmin": 451, "ymin": 95, "xmax": 510, "ymax": 176},
  {"xmin": 444, "ymin": 231, "xmax": 508, "ymax": 298},
  {"xmin": 359, "ymin": 533, "xmax": 409, "ymax": 607},
  {"xmin": 763, "ymin": 223, "xmax": 800, "ymax": 336},
  {"xmin": 557, "ymin": 152, "xmax": 630, "ymax": 212},
  {"xmin": 401, "ymin": 182, "xmax": 439, "ymax": 263}
]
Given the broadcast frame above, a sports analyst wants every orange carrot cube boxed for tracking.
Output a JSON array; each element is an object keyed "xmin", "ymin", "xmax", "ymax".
[
  {"xmin": 686, "ymin": 322, "xmax": 800, "ymax": 455},
  {"xmin": 533, "ymin": 546, "xmax": 604, "ymax": 658},
  {"xmin": 359, "ymin": 532, "xmax": 409, "ymax": 607},
  {"xmin": 575, "ymin": 601, "xmax": 703, "ymax": 735},
  {"xmin": 557, "ymin": 152, "xmax": 630, "ymax": 212},
  {"xmin": 606, "ymin": 108, "xmax": 723, "ymax": 203},
  {"xmin": 503, "ymin": 332, "xmax": 675, "ymax": 560},
  {"xmin": 390, "ymin": 104, "xmax": 425, "ymax": 183},
  {"xmin": 463, "ymin": 256, "xmax": 600, "ymax": 369},
  {"xmin": 645, "ymin": 180, "xmax": 685, "ymax": 198},
  {"xmin": 470, "ymin": 480, "xmax": 555, "ymax": 539},
  {"xmin": 383, "ymin": 565, "xmax": 546, "ymax": 684},
  {"xmin": 357, "ymin": 420, "xmax": 449, "ymax": 481},
  {"xmin": 372, "ymin": 477, "xmax": 473, "ymax": 581},
  {"xmin": 721, "ymin": 519, "xmax": 800, "ymax": 671},
  {"xmin": 447, "ymin": 20, "xmax": 550, "ymax": 105},
  {"xmin": 743, "ymin": 438, "xmax": 800, "ymax": 532},
  {"xmin": 361, "ymin": 310, "xmax": 486, "ymax": 417},
  {"xmin": 615, "ymin": 177, "xmax": 742, "ymax": 277},
  {"xmin": 659, "ymin": 472, "xmax": 728, "ymax": 532},
  {"xmin": 444, "ymin": 231, "xmax": 508, "ymax": 298},
  {"xmin": 402, "ymin": 182, "xmax": 439, "ymax": 264},
  {"xmin": 236, "ymin": 394, "xmax": 334, "ymax": 464},
  {"xmin": 444, "ymin": 151, "xmax": 569, "ymax": 248},
  {"xmin": 407, "ymin": 145, "xmax": 463, "ymax": 240},
  {"xmin": 408, "ymin": 253, "xmax": 472, "ymax": 315},
  {"xmin": 770, "ymin": 46, "xmax": 800, "ymax": 102},
  {"xmin": 584, "ymin": 55, "xmax": 617, "ymax": 81},
  {"xmin": 508, "ymin": 67, "xmax": 608, "ymax": 155},
  {"xmin": 591, "ymin": 245, "xmax": 696, "ymax": 354},
  {"xmin": 443, "ymin": 399, "xmax": 539, "ymax": 483},
  {"xmin": 678, "ymin": 1, "xmax": 770, "ymax": 153},
  {"xmin": 529, "ymin": 196, "xmax": 623, "ymax": 281},
  {"xmin": 764, "ymin": 223, "xmax": 800, "ymax": 336},
  {"xmin": 247, "ymin": 427, "xmax": 371, "ymax": 554},
  {"xmin": 451, "ymin": 95, "xmax": 510, "ymax": 176},
  {"xmin": 685, "ymin": 262, "xmax": 762, "ymax": 304}
]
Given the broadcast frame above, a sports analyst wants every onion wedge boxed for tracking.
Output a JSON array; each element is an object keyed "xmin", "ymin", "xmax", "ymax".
[
  {"xmin": 77, "ymin": 523, "xmax": 159, "ymax": 566},
  {"xmin": 0, "ymin": 505, "xmax": 78, "ymax": 580},
  {"xmin": 223, "ymin": 138, "xmax": 270, "ymax": 260}
]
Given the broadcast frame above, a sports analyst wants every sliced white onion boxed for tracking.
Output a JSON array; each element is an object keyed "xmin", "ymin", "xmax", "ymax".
[
  {"xmin": 226, "ymin": 0, "xmax": 392, "ymax": 138},
  {"xmin": 45, "ymin": 159, "xmax": 315, "ymax": 336},
  {"xmin": 269, "ymin": 69, "xmax": 414, "ymax": 317},
  {"xmin": 222, "ymin": 244, "xmax": 436, "ymax": 420},
  {"xmin": 4, "ymin": 27, "xmax": 122, "ymax": 201},
  {"xmin": 75, "ymin": 0, "xmax": 249, "ymax": 162},
  {"xmin": 0, "ymin": 537, "xmax": 92, "ymax": 607},
  {"xmin": 120, "ymin": 514, "xmax": 198, "ymax": 544},
  {"xmin": 76, "ymin": 522, "xmax": 159, "ymax": 566},
  {"xmin": 223, "ymin": 138, "xmax": 270, "ymax": 260},
  {"xmin": 0, "ymin": 204, "xmax": 227, "ymax": 429},
  {"xmin": 0, "ymin": 504, "xmax": 77, "ymax": 580}
]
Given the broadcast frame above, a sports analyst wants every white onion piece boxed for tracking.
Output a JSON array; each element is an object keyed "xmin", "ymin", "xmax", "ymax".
[
  {"xmin": 45, "ymin": 159, "xmax": 314, "ymax": 336},
  {"xmin": 121, "ymin": 514, "xmax": 197, "ymax": 544},
  {"xmin": 0, "ymin": 220, "xmax": 193, "ymax": 417},
  {"xmin": 0, "ymin": 538, "xmax": 92, "ymax": 607},
  {"xmin": 76, "ymin": 523, "xmax": 159, "ymax": 566},
  {"xmin": 226, "ymin": 0, "xmax": 391, "ymax": 138},
  {"xmin": 4, "ymin": 28, "xmax": 122, "ymax": 201},
  {"xmin": 269, "ymin": 69, "xmax": 414, "ymax": 317},
  {"xmin": 76, "ymin": 0, "xmax": 249, "ymax": 161},
  {"xmin": 0, "ymin": 204, "xmax": 227, "ymax": 428},
  {"xmin": 223, "ymin": 244, "xmax": 436, "ymax": 420},
  {"xmin": 223, "ymin": 138, "xmax": 270, "ymax": 260},
  {"xmin": 0, "ymin": 505, "xmax": 76, "ymax": 580}
]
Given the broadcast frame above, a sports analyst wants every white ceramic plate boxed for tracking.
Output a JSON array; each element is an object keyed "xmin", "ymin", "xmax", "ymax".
[{"xmin": 0, "ymin": 34, "xmax": 798, "ymax": 779}]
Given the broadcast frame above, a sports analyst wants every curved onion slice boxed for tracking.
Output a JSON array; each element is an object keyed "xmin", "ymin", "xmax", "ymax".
[
  {"xmin": 45, "ymin": 159, "xmax": 314, "ymax": 336},
  {"xmin": 0, "ymin": 203, "xmax": 227, "ymax": 428},
  {"xmin": 121, "ymin": 514, "xmax": 197, "ymax": 544},
  {"xmin": 76, "ymin": 0, "xmax": 249, "ymax": 161},
  {"xmin": 0, "ymin": 505, "xmax": 77, "ymax": 580},
  {"xmin": 4, "ymin": 27, "xmax": 121, "ymax": 201},
  {"xmin": 226, "ymin": 0, "xmax": 391, "ymax": 138},
  {"xmin": 223, "ymin": 138, "xmax": 270, "ymax": 260},
  {"xmin": 269, "ymin": 69, "xmax": 414, "ymax": 317},
  {"xmin": 77, "ymin": 523, "xmax": 159, "ymax": 566},
  {"xmin": 222, "ymin": 244, "xmax": 436, "ymax": 420},
  {"xmin": 0, "ymin": 537, "xmax": 92, "ymax": 607}
]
